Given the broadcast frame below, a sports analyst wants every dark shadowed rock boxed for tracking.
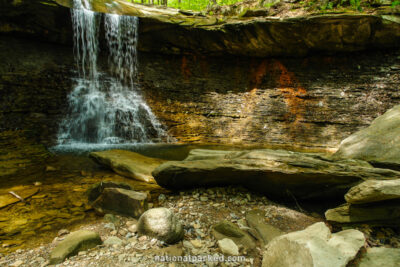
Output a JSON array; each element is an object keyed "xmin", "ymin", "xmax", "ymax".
[
  {"xmin": 87, "ymin": 181, "xmax": 132, "ymax": 202},
  {"xmin": 55, "ymin": 0, "xmax": 400, "ymax": 57},
  {"xmin": 334, "ymin": 105, "xmax": 400, "ymax": 170},
  {"xmin": 91, "ymin": 188, "xmax": 148, "ymax": 218},
  {"xmin": 153, "ymin": 149, "xmax": 400, "ymax": 200}
]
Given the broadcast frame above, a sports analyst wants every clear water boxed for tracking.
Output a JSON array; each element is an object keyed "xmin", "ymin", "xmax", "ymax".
[{"xmin": 56, "ymin": 0, "xmax": 169, "ymax": 151}]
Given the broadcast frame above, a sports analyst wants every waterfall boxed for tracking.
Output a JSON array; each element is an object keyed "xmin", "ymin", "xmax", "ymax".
[{"xmin": 56, "ymin": 0, "xmax": 168, "ymax": 149}]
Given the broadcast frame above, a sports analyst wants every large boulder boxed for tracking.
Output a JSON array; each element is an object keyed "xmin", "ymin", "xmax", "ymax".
[
  {"xmin": 87, "ymin": 181, "xmax": 133, "ymax": 202},
  {"xmin": 345, "ymin": 179, "xmax": 400, "ymax": 204},
  {"xmin": 137, "ymin": 208, "xmax": 183, "ymax": 244},
  {"xmin": 357, "ymin": 247, "xmax": 400, "ymax": 267},
  {"xmin": 91, "ymin": 188, "xmax": 148, "ymax": 218},
  {"xmin": 49, "ymin": 230, "xmax": 102, "ymax": 264},
  {"xmin": 153, "ymin": 149, "xmax": 400, "ymax": 200},
  {"xmin": 262, "ymin": 222, "xmax": 365, "ymax": 267},
  {"xmin": 90, "ymin": 150, "xmax": 166, "ymax": 183},
  {"xmin": 325, "ymin": 202, "xmax": 400, "ymax": 225},
  {"xmin": 334, "ymin": 105, "xmax": 400, "ymax": 169}
]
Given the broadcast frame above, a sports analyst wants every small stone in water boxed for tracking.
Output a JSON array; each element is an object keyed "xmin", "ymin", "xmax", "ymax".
[{"xmin": 58, "ymin": 229, "xmax": 70, "ymax": 237}]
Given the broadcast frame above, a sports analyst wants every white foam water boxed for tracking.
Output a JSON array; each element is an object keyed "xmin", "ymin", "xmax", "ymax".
[{"xmin": 56, "ymin": 0, "xmax": 169, "ymax": 151}]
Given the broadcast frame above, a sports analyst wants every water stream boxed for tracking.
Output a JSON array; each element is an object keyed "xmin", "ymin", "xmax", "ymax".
[{"xmin": 56, "ymin": 0, "xmax": 168, "ymax": 150}]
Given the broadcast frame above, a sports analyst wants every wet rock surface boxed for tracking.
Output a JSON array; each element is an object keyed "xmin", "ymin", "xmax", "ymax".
[
  {"xmin": 91, "ymin": 188, "xmax": 148, "ymax": 218},
  {"xmin": 90, "ymin": 150, "xmax": 166, "ymax": 183},
  {"xmin": 153, "ymin": 149, "xmax": 400, "ymax": 200},
  {"xmin": 2, "ymin": 35, "xmax": 400, "ymax": 150}
]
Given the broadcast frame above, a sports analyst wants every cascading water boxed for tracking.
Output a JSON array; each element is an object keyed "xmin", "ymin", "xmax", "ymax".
[{"xmin": 56, "ymin": 0, "xmax": 168, "ymax": 149}]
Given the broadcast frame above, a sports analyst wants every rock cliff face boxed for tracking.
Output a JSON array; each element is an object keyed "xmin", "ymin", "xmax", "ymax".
[
  {"xmin": 140, "ymin": 50, "xmax": 400, "ymax": 150},
  {"xmin": 1, "ymin": 34, "xmax": 400, "ymax": 149},
  {"xmin": 1, "ymin": 0, "xmax": 400, "ymax": 149}
]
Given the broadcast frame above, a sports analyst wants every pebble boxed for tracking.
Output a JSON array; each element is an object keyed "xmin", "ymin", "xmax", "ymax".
[{"xmin": 190, "ymin": 239, "xmax": 202, "ymax": 248}]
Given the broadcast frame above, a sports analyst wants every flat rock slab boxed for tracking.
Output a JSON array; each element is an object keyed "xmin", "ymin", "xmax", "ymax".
[
  {"xmin": 92, "ymin": 188, "xmax": 148, "ymax": 218},
  {"xmin": 50, "ymin": 230, "xmax": 102, "ymax": 264},
  {"xmin": 153, "ymin": 149, "xmax": 400, "ymax": 200},
  {"xmin": 357, "ymin": 247, "xmax": 400, "ymax": 267},
  {"xmin": 0, "ymin": 186, "xmax": 39, "ymax": 209},
  {"xmin": 262, "ymin": 222, "xmax": 365, "ymax": 267},
  {"xmin": 325, "ymin": 201, "xmax": 400, "ymax": 225},
  {"xmin": 345, "ymin": 179, "xmax": 400, "ymax": 204},
  {"xmin": 334, "ymin": 104, "xmax": 400, "ymax": 169},
  {"xmin": 90, "ymin": 150, "xmax": 166, "ymax": 183}
]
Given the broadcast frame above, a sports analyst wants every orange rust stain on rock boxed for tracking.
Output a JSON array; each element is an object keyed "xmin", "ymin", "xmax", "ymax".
[
  {"xmin": 199, "ymin": 55, "xmax": 208, "ymax": 77},
  {"xmin": 273, "ymin": 60, "xmax": 307, "ymax": 125},
  {"xmin": 181, "ymin": 56, "xmax": 191, "ymax": 81},
  {"xmin": 249, "ymin": 59, "xmax": 268, "ymax": 90}
]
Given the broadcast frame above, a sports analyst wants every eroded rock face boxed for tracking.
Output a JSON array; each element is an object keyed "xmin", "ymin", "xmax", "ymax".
[
  {"xmin": 261, "ymin": 222, "xmax": 365, "ymax": 267},
  {"xmin": 89, "ymin": 150, "xmax": 166, "ymax": 183},
  {"xmin": 141, "ymin": 51, "xmax": 400, "ymax": 151},
  {"xmin": 55, "ymin": 0, "xmax": 400, "ymax": 57},
  {"xmin": 334, "ymin": 104, "xmax": 400, "ymax": 169},
  {"xmin": 2, "ymin": 34, "xmax": 400, "ymax": 150},
  {"xmin": 152, "ymin": 149, "xmax": 400, "ymax": 200}
]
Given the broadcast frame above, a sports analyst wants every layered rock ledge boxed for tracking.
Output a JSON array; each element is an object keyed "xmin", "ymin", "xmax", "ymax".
[
  {"xmin": 152, "ymin": 149, "xmax": 400, "ymax": 200},
  {"xmin": 3, "ymin": 0, "xmax": 400, "ymax": 57}
]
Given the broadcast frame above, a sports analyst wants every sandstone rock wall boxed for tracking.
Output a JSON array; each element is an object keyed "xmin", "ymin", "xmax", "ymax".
[
  {"xmin": 1, "ymin": 34, "xmax": 399, "ymax": 150},
  {"xmin": 1, "ymin": 34, "xmax": 400, "ymax": 149},
  {"xmin": 139, "ymin": 50, "xmax": 400, "ymax": 151}
]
